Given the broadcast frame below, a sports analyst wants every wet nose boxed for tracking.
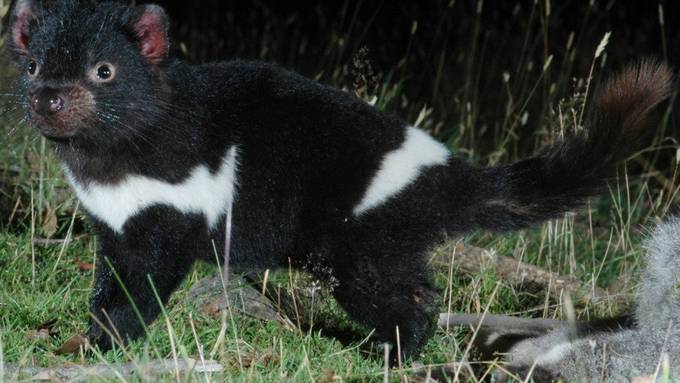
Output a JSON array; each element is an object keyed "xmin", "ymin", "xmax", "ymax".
[{"xmin": 30, "ymin": 87, "xmax": 65, "ymax": 116}]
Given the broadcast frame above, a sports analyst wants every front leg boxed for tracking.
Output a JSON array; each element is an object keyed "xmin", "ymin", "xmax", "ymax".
[{"xmin": 87, "ymin": 208, "xmax": 210, "ymax": 351}]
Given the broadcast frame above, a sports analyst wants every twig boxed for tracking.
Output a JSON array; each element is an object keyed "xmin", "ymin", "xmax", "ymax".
[
  {"xmin": 431, "ymin": 243, "xmax": 615, "ymax": 304},
  {"xmin": 437, "ymin": 313, "xmax": 571, "ymax": 331},
  {"xmin": 3, "ymin": 358, "xmax": 222, "ymax": 381}
]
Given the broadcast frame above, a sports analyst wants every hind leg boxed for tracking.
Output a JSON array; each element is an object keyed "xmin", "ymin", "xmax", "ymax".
[{"xmin": 329, "ymin": 248, "xmax": 439, "ymax": 362}]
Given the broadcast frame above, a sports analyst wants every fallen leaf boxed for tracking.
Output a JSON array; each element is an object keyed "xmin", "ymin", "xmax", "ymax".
[
  {"xmin": 75, "ymin": 258, "xmax": 94, "ymax": 271},
  {"xmin": 56, "ymin": 334, "xmax": 88, "ymax": 355}
]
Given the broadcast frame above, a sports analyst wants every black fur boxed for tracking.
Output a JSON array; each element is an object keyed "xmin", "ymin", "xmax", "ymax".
[{"xmin": 8, "ymin": 0, "xmax": 672, "ymax": 361}]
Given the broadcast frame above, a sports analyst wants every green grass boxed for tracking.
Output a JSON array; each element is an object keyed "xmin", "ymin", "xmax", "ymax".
[{"xmin": 1, "ymin": 2, "xmax": 679, "ymax": 381}]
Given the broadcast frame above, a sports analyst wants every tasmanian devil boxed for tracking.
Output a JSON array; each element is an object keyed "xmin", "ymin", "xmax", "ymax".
[{"xmin": 7, "ymin": 0, "xmax": 672, "ymax": 361}]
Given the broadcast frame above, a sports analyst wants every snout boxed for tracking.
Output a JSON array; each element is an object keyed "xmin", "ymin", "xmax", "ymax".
[
  {"xmin": 27, "ymin": 85, "xmax": 94, "ymax": 139},
  {"xmin": 30, "ymin": 87, "xmax": 65, "ymax": 117}
]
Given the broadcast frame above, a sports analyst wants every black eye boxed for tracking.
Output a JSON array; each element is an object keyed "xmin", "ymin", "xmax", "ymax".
[
  {"xmin": 90, "ymin": 62, "xmax": 116, "ymax": 83},
  {"xmin": 27, "ymin": 61, "xmax": 38, "ymax": 76},
  {"xmin": 97, "ymin": 65, "xmax": 112, "ymax": 80}
]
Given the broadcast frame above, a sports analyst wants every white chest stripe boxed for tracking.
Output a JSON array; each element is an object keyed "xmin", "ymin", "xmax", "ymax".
[
  {"xmin": 65, "ymin": 146, "xmax": 238, "ymax": 234},
  {"xmin": 353, "ymin": 126, "xmax": 450, "ymax": 215}
]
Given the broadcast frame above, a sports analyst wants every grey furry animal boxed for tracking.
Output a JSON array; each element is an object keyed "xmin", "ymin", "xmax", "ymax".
[{"xmin": 491, "ymin": 217, "xmax": 680, "ymax": 382}]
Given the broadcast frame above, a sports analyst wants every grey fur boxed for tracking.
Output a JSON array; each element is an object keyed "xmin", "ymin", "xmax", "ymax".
[
  {"xmin": 636, "ymin": 217, "xmax": 680, "ymax": 331},
  {"xmin": 495, "ymin": 217, "xmax": 680, "ymax": 382}
]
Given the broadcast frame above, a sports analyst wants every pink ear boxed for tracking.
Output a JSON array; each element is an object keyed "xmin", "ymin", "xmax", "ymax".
[
  {"xmin": 11, "ymin": 0, "xmax": 37, "ymax": 55},
  {"xmin": 132, "ymin": 5, "xmax": 169, "ymax": 64}
]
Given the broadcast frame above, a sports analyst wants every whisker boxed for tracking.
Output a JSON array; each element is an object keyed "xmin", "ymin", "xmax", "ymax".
[
  {"xmin": 93, "ymin": 105, "xmax": 205, "ymax": 149},
  {"xmin": 93, "ymin": 112, "xmax": 157, "ymax": 153}
]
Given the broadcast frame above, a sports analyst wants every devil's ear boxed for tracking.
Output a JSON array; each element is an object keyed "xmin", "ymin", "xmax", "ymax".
[
  {"xmin": 10, "ymin": 0, "xmax": 38, "ymax": 56},
  {"xmin": 129, "ymin": 5, "xmax": 170, "ymax": 64}
]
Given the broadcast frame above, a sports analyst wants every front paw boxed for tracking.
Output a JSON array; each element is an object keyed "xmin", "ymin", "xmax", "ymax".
[
  {"xmin": 86, "ymin": 306, "xmax": 145, "ymax": 351},
  {"xmin": 87, "ymin": 318, "xmax": 118, "ymax": 352}
]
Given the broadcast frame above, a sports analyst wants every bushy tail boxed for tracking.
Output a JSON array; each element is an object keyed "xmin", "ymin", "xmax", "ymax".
[
  {"xmin": 636, "ymin": 217, "xmax": 680, "ymax": 329},
  {"xmin": 473, "ymin": 60, "xmax": 673, "ymax": 231}
]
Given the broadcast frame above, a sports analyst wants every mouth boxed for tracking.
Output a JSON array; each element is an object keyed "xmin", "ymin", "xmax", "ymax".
[
  {"xmin": 29, "ymin": 112, "xmax": 79, "ymax": 140},
  {"xmin": 40, "ymin": 130, "xmax": 77, "ymax": 142}
]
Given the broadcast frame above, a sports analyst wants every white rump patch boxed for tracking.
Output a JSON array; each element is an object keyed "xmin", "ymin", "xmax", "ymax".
[
  {"xmin": 353, "ymin": 126, "xmax": 450, "ymax": 215},
  {"xmin": 535, "ymin": 342, "xmax": 574, "ymax": 365},
  {"xmin": 65, "ymin": 147, "xmax": 239, "ymax": 234}
]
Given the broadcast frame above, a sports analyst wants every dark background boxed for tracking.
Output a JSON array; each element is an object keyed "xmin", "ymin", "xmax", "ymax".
[{"xmin": 148, "ymin": 0, "xmax": 680, "ymax": 159}]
